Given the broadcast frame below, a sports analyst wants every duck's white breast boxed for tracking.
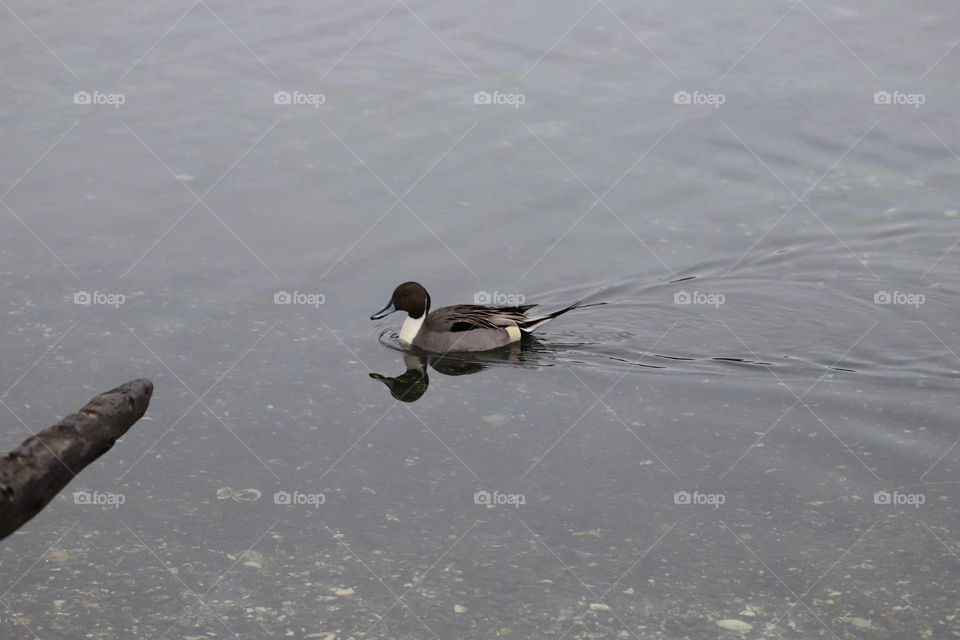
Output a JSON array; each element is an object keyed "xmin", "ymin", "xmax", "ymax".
[{"xmin": 399, "ymin": 314, "xmax": 425, "ymax": 346}]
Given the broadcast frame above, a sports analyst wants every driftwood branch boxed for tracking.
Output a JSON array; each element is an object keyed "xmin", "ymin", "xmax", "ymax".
[{"xmin": 0, "ymin": 378, "xmax": 153, "ymax": 541}]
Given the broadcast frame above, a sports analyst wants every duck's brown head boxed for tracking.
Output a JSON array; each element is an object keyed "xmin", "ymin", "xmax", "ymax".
[{"xmin": 370, "ymin": 281, "xmax": 431, "ymax": 320}]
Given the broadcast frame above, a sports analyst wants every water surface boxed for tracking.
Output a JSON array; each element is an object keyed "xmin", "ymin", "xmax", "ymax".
[{"xmin": 2, "ymin": 1, "xmax": 959, "ymax": 638}]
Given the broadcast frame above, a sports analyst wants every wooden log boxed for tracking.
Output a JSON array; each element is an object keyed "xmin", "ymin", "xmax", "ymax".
[{"xmin": 0, "ymin": 378, "xmax": 153, "ymax": 540}]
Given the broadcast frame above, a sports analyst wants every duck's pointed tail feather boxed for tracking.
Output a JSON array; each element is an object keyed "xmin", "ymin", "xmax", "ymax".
[{"xmin": 518, "ymin": 300, "xmax": 605, "ymax": 333}]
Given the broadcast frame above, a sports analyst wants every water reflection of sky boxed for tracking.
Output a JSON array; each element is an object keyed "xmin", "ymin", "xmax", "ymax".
[{"xmin": 1, "ymin": 1, "xmax": 960, "ymax": 638}]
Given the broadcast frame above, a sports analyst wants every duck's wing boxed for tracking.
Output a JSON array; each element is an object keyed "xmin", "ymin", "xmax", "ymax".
[{"xmin": 428, "ymin": 304, "xmax": 538, "ymax": 332}]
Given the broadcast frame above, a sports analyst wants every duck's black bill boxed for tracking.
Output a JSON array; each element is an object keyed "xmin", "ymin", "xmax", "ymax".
[{"xmin": 370, "ymin": 301, "xmax": 396, "ymax": 320}]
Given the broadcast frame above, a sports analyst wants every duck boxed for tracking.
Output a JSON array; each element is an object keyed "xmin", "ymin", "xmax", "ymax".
[{"xmin": 370, "ymin": 281, "xmax": 595, "ymax": 353}]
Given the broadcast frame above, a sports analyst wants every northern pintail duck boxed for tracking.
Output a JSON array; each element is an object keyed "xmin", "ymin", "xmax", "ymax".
[{"xmin": 370, "ymin": 281, "xmax": 594, "ymax": 353}]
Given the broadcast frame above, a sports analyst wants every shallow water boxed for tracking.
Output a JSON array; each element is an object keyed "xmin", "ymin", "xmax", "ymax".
[{"xmin": 2, "ymin": 1, "xmax": 960, "ymax": 638}]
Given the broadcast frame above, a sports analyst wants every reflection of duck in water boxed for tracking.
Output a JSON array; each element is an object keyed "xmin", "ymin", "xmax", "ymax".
[
  {"xmin": 370, "ymin": 281, "xmax": 598, "ymax": 352},
  {"xmin": 369, "ymin": 354, "xmax": 430, "ymax": 402},
  {"xmin": 369, "ymin": 346, "xmax": 525, "ymax": 402}
]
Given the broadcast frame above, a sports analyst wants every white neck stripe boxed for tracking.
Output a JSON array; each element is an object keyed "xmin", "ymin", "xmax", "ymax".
[{"xmin": 399, "ymin": 314, "xmax": 425, "ymax": 346}]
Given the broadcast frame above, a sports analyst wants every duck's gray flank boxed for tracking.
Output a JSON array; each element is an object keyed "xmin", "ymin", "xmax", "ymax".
[{"xmin": 370, "ymin": 281, "xmax": 599, "ymax": 353}]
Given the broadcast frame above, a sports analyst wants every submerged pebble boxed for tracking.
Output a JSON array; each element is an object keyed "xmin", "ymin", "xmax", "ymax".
[
  {"xmin": 48, "ymin": 549, "xmax": 70, "ymax": 564},
  {"xmin": 232, "ymin": 488, "xmax": 262, "ymax": 502},
  {"xmin": 849, "ymin": 617, "xmax": 875, "ymax": 629},
  {"xmin": 716, "ymin": 619, "xmax": 753, "ymax": 633},
  {"xmin": 239, "ymin": 550, "xmax": 263, "ymax": 563}
]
